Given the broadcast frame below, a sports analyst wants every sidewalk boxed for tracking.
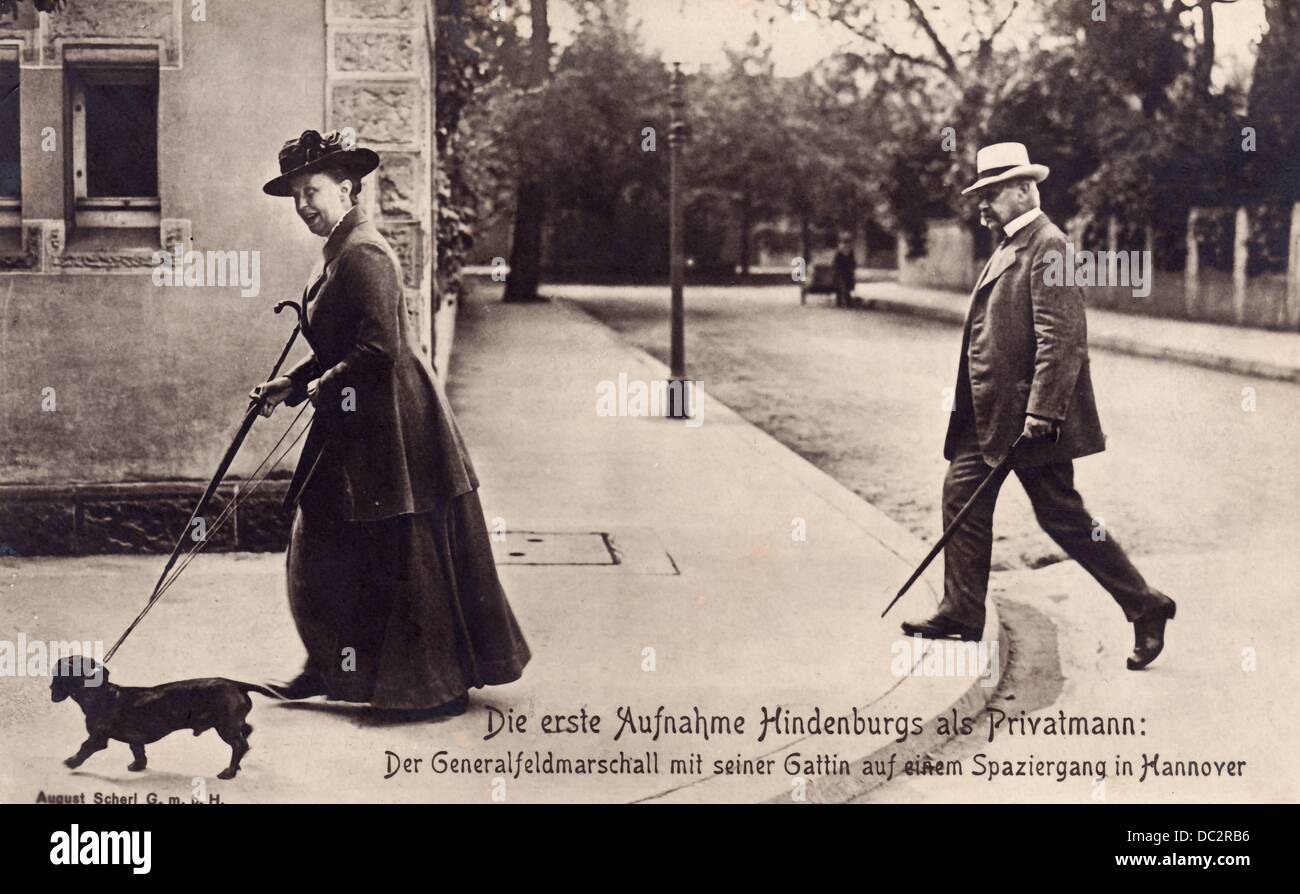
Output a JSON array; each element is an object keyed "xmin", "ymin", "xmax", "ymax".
[
  {"xmin": 858, "ymin": 280, "xmax": 1300, "ymax": 383},
  {"xmin": 0, "ymin": 286, "xmax": 998, "ymax": 804}
]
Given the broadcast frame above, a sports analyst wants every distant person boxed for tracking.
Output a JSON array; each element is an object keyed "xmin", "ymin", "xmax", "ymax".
[
  {"xmin": 900, "ymin": 142, "xmax": 1176, "ymax": 670},
  {"xmin": 832, "ymin": 232, "xmax": 856, "ymax": 308}
]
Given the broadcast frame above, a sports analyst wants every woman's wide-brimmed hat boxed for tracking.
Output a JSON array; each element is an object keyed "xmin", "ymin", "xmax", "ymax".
[
  {"xmin": 262, "ymin": 128, "xmax": 380, "ymax": 197},
  {"xmin": 961, "ymin": 142, "xmax": 1049, "ymax": 195}
]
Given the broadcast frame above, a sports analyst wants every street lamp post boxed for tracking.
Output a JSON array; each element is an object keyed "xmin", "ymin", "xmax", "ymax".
[{"xmin": 666, "ymin": 62, "xmax": 689, "ymax": 419}]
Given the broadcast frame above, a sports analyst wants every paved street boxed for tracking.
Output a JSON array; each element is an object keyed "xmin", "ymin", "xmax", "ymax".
[
  {"xmin": 556, "ymin": 282, "xmax": 1299, "ymax": 567},
  {"xmin": 556, "ymin": 281, "xmax": 1300, "ymax": 802}
]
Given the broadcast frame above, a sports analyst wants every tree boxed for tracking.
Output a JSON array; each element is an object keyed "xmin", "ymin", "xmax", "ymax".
[
  {"xmin": 467, "ymin": 1, "xmax": 671, "ymax": 278},
  {"xmin": 502, "ymin": 0, "xmax": 552, "ymax": 303},
  {"xmin": 1036, "ymin": 0, "xmax": 1245, "ymax": 235},
  {"xmin": 435, "ymin": 0, "xmax": 521, "ymax": 303},
  {"xmin": 688, "ymin": 37, "xmax": 800, "ymax": 273},
  {"xmin": 1185, "ymin": 0, "xmax": 1248, "ymax": 98},
  {"xmin": 781, "ymin": 0, "xmax": 1036, "ymax": 242},
  {"xmin": 1243, "ymin": 0, "xmax": 1300, "ymax": 205},
  {"xmin": 0, "ymin": 0, "xmax": 65, "ymax": 13}
]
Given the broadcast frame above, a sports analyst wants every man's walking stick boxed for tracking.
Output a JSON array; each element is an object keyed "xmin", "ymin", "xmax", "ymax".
[{"xmin": 880, "ymin": 433, "xmax": 1027, "ymax": 618}]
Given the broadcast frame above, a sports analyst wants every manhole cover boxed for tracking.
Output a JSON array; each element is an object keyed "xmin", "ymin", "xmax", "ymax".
[{"xmin": 490, "ymin": 531, "xmax": 616, "ymax": 565}]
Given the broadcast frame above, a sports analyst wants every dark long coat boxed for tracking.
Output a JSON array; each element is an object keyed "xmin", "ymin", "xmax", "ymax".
[
  {"xmin": 944, "ymin": 212, "xmax": 1107, "ymax": 469},
  {"xmin": 282, "ymin": 205, "xmax": 476, "ymax": 520},
  {"xmin": 277, "ymin": 205, "xmax": 529, "ymax": 707}
]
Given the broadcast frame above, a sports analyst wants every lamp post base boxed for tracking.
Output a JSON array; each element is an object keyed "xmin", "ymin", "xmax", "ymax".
[{"xmin": 665, "ymin": 377, "xmax": 691, "ymax": 420}]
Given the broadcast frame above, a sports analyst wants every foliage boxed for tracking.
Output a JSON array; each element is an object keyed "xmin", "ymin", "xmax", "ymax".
[
  {"xmin": 0, "ymin": 0, "xmax": 65, "ymax": 15},
  {"xmin": 447, "ymin": 0, "xmax": 1290, "ymax": 279},
  {"xmin": 1243, "ymin": 0, "xmax": 1300, "ymax": 204},
  {"xmin": 434, "ymin": 0, "xmax": 523, "ymax": 294},
  {"xmin": 467, "ymin": 2, "xmax": 673, "ymax": 275}
]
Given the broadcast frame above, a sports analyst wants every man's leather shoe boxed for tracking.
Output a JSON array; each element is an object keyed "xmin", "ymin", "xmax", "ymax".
[
  {"xmin": 1127, "ymin": 599, "xmax": 1176, "ymax": 671},
  {"xmin": 901, "ymin": 613, "xmax": 983, "ymax": 642},
  {"xmin": 266, "ymin": 671, "xmax": 328, "ymax": 700}
]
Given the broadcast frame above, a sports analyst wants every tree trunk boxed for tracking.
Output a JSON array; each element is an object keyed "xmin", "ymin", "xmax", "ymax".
[
  {"xmin": 1195, "ymin": 0, "xmax": 1216, "ymax": 96},
  {"xmin": 738, "ymin": 192, "xmax": 751, "ymax": 277},
  {"xmin": 800, "ymin": 213, "xmax": 812, "ymax": 276},
  {"xmin": 503, "ymin": 0, "xmax": 550, "ymax": 304},
  {"xmin": 1185, "ymin": 207, "xmax": 1200, "ymax": 318},
  {"xmin": 503, "ymin": 180, "xmax": 546, "ymax": 303},
  {"xmin": 798, "ymin": 213, "xmax": 812, "ymax": 304}
]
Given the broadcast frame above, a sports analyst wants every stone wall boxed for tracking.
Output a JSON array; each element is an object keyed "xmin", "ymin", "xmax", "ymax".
[
  {"xmin": 0, "ymin": 1, "xmax": 438, "ymax": 555},
  {"xmin": 326, "ymin": 0, "xmax": 435, "ymax": 357}
]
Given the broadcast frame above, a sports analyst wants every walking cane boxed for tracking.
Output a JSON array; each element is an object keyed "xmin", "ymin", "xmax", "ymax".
[
  {"xmin": 103, "ymin": 298, "xmax": 309, "ymax": 663},
  {"xmin": 880, "ymin": 433, "xmax": 1028, "ymax": 619}
]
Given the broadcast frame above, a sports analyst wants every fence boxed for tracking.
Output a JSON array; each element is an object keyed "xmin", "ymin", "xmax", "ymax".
[{"xmin": 897, "ymin": 204, "xmax": 1300, "ymax": 331}]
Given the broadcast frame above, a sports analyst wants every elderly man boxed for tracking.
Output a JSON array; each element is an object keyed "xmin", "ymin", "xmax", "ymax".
[{"xmin": 901, "ymin": 142, "xmax": 1176, "ymax": 671}]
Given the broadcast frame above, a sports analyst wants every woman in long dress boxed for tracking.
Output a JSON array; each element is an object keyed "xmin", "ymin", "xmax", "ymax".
[{"xmin": 251, "ymin": 129, "xmax": 529, "ymax": 716}]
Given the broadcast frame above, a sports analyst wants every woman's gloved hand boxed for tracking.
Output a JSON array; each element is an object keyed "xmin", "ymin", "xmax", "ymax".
[{"xmin": 250, "ymin": 376, "xmax": 294, "ymax": 417}]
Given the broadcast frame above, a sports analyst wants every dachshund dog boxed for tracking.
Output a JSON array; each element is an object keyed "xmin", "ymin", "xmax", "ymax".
[{"xmin": 51, "ymin": 656, "xmax": 281, "ymax": 780}]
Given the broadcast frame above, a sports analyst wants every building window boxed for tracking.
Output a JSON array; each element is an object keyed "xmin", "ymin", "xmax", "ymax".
[
  {"xmin": 0, "ymin": 52, "xmax": 18, "ymax": 229},
  {"xmin": 66, "ymin": 59, "xmax": 159, "ymax": 229}
]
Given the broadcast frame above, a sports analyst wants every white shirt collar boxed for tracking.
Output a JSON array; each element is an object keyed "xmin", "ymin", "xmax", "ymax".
[
  {"xmin": 325, "ymin": 204, "xmax": 358, "ymax": 242},
  {"xmin": 1002, "ymin": 207, "xmax": 1042, "ymax": 241}
]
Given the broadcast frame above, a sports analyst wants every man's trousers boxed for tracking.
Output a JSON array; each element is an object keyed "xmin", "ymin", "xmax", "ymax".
[{"xmin": 939, "ymin": 422, "xmax": 1170, "ymax": 629}]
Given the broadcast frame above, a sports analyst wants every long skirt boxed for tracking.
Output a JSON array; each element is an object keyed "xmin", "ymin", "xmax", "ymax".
[{"xmin": 286, "ymin": 483, "xmax": 531, "ymax": 709}]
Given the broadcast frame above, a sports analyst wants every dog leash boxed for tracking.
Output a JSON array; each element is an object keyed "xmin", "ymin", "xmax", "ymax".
[
  {"xmin": 101, "ymin": 294, "xmax": 320, "ymax": 665},
  {"xmin": 103, "ymin": 403, "xmax": 314, "ymax": 663}
]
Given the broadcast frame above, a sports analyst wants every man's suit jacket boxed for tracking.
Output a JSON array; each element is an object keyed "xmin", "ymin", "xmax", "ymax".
[
  {"xmin": 280, "ymin": 205, "xmax": 479, "ymax": 521},
  {"xmin": 944, "ymin": 212, "xmax": 1106, "ymax": 469}
]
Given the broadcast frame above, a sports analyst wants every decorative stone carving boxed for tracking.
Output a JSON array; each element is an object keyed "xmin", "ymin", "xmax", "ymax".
[
  {"xmin": 377, "ymin": 152, "xmax": 418, "ymax": 219},
  {"xmin": 0, "ymin": 483, "xmax": 292, "ymax": 556},
  {"xmin": 331, "ymin": 81, "xmax": 421, "ymax": 148},
  {"xmin": 79, "ymin": 493, "xmax": 237, "ymax": 553},
  {"xmin": 0, "ymin": 499, "xmax": 77, "ymax": 557},
  {"xmin": 45, "ymin": 220, "xmax": 63, "ymax": 257},
  {"xmin": 42, "ymin": 219, "xmax": 188, "ymax": 273},
  {"xmin": 333, "ymin": 29, "xmax": 416, "ymax": 73},
  {"xmin": 160, "ymin": 217, "xmax": 191, "ymax": 251},
  {"xmin": 43, "ymin": 0, "xmax": 180, "ymax": 67},
  {"xmin": 51, "ymin": 250, "xmax": 157, "ymax": 270},
  {"xmin": 378, "ymin": 223, "xmax": 420, "ymax": 288},
  {"xmin": 404, "ymin": 288, "xmax": 423, "ymax": 339},
  {"xmin": 0, "ymin": 15, "xmax": 39, "ymax": 64},
  {"xmin": 327, "ymin": 0, "xmax": 418, "ymax": 22},
  {"xmin": 0, "ymin": 222, "xmax": 41, "ymax": 271}
]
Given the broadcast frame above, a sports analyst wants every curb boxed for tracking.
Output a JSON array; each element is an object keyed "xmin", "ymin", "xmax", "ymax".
[
  {"xmin": 865, "ymin": 295, "xmax": 1300, "ymax": 384},
  {"xmin": 554, "ymin": 296, "xmax": 1005, "ymax": 803},
  {"xmin": 764, "ymin": 615, "xmax": 1008, "ymax": 804},
  {"xmin": 0, "ymin": 480, "xmax": 292, "ymax": 556}
]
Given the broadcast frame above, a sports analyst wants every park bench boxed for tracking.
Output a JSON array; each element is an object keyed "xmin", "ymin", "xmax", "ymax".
[{"xmin": 800, "ymin": 262, "xmax": 859, "ymax": 307}]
